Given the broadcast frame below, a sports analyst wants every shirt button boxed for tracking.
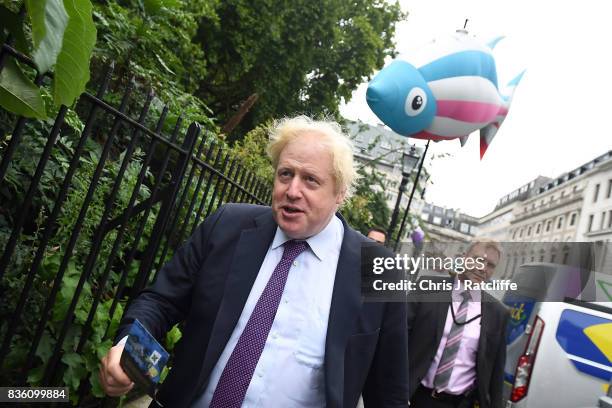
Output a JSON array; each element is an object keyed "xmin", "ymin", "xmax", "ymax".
[
  {"xmin": 272, "ymin": 333, "xmax": 278, "ymax": 339},
  {"xmin": 258, "ymin": 372, "xmax": 263, "ymax": 378},
  {"xmin": 293, "ymin": 261, "xmax": 298, "ymax": 267},
  {"xmin": 284, "ymin": 299, "xmax": 289, "ymax": 304}
]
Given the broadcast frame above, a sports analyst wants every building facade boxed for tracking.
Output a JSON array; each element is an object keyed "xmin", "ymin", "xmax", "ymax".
[
  {"xmin": 478, "ymin": 176, "xmax": 551, "ymax": 241},
  {"xmin": 476, "ymin": 150, "xmax": 612, "ymax": 278},
  {"xmin": 346, "ymin": 120, "xmax": 424, "ymax": 210},
  {"xmin": 418, "ymin": 203, "xmax": 479, "ymax": 242}
]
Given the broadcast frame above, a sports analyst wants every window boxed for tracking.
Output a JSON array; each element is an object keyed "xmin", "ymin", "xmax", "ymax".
[
  {"xmin": 519, "ymin": 228, "xmax": 523, "ymax": 238},
  {"xmin": 527, "ymin": 226, "xmax": 532, "ymax": 236},
  {"xmin": 588, "ymin": 214, "xmax": 594, "ymax": 232},
  {"xmin": 420, "ymin": 213, "xmax": 429, "ymax": 221},
  {"xmin": 536, "ymin": 223, "xmax": 541, "ymax": 234},
  {"xmin": 460, "ymin": 223, "xmax": 469, "ymax": 233},
  {"xmin": 557, "ymin": 217, "xmax": 564, "ymax": 229},
  {"xmin": 546, "ymin": 220, "xmax": 552, "ymax": 232},
  {"xmin": 608, "ymin": 179, "xmax": 612, "ymax": 198},
  {"xmin": 594, "ymin": 183, "xmax": 600, "ymax": 202},
  {"xmin": 609, "ymin": 210, "xmax": 612, "ymax": 229},
  {"xmin": 433, "ymin": 216, "xmax": 442, "ymax": 225},
  {"xmin": 569, "ymin": 213, "xmax": 577, "ymax": 226},
  {"xmin": 601, "ymin": 211, "xmax": 606, "ymax": 230},
  {"xmin": 512, "ymin": 230, "xmax": 517, "ymax": 240}
]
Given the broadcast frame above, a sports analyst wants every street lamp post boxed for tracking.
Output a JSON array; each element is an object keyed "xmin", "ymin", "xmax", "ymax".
[
  {"xmin": 387, "ymin": 146, "xmax": 420, "ymax": 245},
  {"xmin": 394, "ymin": 140, "xmax": 431, "ymax": 252}
]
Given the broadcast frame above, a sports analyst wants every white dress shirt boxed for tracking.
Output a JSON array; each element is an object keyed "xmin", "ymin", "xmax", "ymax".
[{"xmin": 194, "ymin": 215, "xmax": 344, "ymax": 407}]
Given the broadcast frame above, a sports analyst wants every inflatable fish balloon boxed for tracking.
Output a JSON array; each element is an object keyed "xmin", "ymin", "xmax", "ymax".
[{"xmin": 366, "ymin": 29, "xmax": 524, "ymax": 158}]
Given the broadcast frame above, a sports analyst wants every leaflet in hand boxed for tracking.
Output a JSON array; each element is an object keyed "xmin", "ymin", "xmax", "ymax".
[{"xmin": 120, "ymin": 319, "xmax": 169, "ymax": 397}]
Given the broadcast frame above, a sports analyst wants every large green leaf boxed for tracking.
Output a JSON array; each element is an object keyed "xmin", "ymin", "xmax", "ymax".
[
  {"xmin": 26, "ymin": 0, "xmax": 46, "ymax": 47},
  {"xmin": 26, "ymin": 0, "xmax": 69, "ymax": 73},
  {"xmin": 53, "ymin": 0, "xmax": 96, "ymax": 107},
  {"xmin": 0, "ymin": 59, "xmax": 46, "ymax": 118}
]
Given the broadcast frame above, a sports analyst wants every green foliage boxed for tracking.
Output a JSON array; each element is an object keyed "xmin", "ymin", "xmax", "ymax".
[
  {"xmin": 52, "ymin": 0, "xmax": 97, "ymax": 106},
  {"xmin": 27, "ymin": 0, "xmax": 68, "ymax": 73},
  {"xmin": 165, "ymin": 324, "xmax": 182, "ymax": 350},
  {"xmin": 0, "ymin": 122, "xmax": 159, "ymax": 402},
  {"xmin": 0, "ymin": 0, "xmax": 405, "ymax": 404},
  {"xmin": 195, "ymin": 0, "xmax": 404, "ymax": 137},
  {"xmin": 342, "ymin": 166, "xmax": 391, "ymax": 235},
  {"xmin": 0, "ymin": 4, "xmax": 29, "ymax": 53},
  {"xmin": 0, "ymin": 0, "xmax": 97, "ymax": 116},
  {"xmin": 91, "ymin": 0, "xmax": 218, "ymax": 129},
  {"xmin": 0, "ymin": 59, "xmax": 46, "ymax": 118},
  {"xmin": 0, "ymin": 0, "xmax": 96, "ymax": 118},
  {"xmin": 231, "ymin": 123, "xmax": 274, "ymax": 184}
]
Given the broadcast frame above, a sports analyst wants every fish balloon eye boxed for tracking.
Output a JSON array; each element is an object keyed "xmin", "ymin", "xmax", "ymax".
[{"xmin": 404, "ymin": 88, "xmax": 427, "ymax": 117}]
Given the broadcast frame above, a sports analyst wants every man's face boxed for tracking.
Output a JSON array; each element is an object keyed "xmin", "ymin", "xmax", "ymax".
[
  {"xmin": 367, "ymin": 230, "xmax": 386, "ymax": 244},
  {"xmin": 462, "ymin": 243, "xmax": 500, "ymax": 284},
  {"xmin": 272, "ymin": 132, "xmax": 345, "ymax": 239}
]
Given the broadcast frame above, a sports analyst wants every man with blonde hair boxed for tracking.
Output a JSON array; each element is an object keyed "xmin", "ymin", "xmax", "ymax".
[
  {"xmin": 99, "ymin": 115, "xmax": 409, "ymax": 407},
  {"xmin": 407, "ymin": 237, "xmax": 509, "ymax": 408}
]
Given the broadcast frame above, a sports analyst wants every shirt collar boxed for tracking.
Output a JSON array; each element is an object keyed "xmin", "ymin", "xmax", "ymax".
[
  {"xmin": 452, "ymin": 277, "xmax": 482, "ymax": 302},
  {"xmin": 271, "ymin": 215, "xmax": 343, "ymax": 261}
]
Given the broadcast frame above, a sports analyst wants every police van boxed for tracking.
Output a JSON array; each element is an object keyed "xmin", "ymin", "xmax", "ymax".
[{"xmin": 502, "ymin": 263, "xmax": 612, "ymax": 407}]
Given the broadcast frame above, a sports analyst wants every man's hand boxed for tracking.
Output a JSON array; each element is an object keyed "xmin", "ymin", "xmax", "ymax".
[{"xmin": 99, "ymin": 343, "xmax": 134, "ymax": 396}]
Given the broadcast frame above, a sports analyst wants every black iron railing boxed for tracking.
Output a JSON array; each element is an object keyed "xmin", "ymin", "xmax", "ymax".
[{"xmin": 0, "ymin": 40, "xmax": 271, "ymax": 406}]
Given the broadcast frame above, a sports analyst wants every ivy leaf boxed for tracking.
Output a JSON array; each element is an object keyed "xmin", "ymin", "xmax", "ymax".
[
  {"xmin": 26, "ymin": 0, "xmax": 69, "ymax": 73},
  {"xmin": 165, "ymin": 324, "xmax": 182, "ymax": 351},
  {"xmin": 62, "ymin": 352, "xmax": 86, "ymax": 390},
  {"xmin": 35, "ymin": 332, "xmax": 54, "ymax": 362},
  {"xmin": 53, "ymin": 0, "xmax": 97, "ymax": 107},
  {"xmin": 89, "ymin": 370, "xmax": 105, "ymax": 398},
  {"xmin": 27, "ymin": 364, "xmax": 45, "ymax": 385},
  {"xmin": 0, "ymin": 59, "xmax": 47, "ymax": 119},
  {"xmin": 95, "ymin": 339, "xmax": 112, "ymax": 360}
]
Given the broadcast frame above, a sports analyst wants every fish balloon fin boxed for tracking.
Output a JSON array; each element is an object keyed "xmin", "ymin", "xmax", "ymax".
[
  {"xmin": 480, "ymin": 124, "xmax": 499, "ymax": 159},
  {"xmin": 459, "ymin": 135, "xmax": 469, "ymax": 147},
  {"xmin": 501, "ymin": 70, "xmax": 526, "ymax": 104},
  {"xmin": 487, "ymin": 36, "xmax": 505, "ymax": 50}
]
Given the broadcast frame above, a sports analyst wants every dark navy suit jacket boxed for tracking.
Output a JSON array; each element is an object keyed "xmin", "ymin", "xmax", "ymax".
[{"xmin": 116, "ymin": 203, "xmax": 409, "ymax": 407}]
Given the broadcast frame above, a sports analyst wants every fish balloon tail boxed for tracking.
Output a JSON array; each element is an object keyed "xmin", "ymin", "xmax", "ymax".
[{"xmin": 479, "ymin": 70, "xmax": 526, "ymax": 159}]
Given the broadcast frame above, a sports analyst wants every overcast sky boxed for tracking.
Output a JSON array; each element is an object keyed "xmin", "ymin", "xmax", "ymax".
[{"xmin": 340, "ymin": 0, "xmax": 611, "ymax": 217}]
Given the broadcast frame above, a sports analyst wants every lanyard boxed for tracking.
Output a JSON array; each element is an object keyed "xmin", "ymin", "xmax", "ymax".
[{"xmin": 450, "ymin": 300, "xmax": 482, "ymax": 326}]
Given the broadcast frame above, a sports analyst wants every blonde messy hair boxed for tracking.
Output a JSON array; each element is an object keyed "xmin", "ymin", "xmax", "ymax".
[{"xmin": 267, "ymin": 115, "xmax": 358, "ymax": 200}]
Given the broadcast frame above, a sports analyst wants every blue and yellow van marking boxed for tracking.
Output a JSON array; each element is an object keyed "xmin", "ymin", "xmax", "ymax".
[
  {"xmin": 505, "ymin": 300, "xmax": 535, "ymax": 344},
  {"xmin": 556, "ymin": 310, "xmax": 612, "ymax": 381}
]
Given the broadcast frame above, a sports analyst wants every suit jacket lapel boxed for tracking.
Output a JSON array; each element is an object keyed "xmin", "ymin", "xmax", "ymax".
[
  {"xmin": 196, "ymin": 210, "xmax": 277, "ymax": 393},
  {"xmin": 477, "ymin": 293, "xmax": 491, "ymax": 379},
  {"xmin": 324, "ymin": 218, "xmax": 361, "ymax": 408}
]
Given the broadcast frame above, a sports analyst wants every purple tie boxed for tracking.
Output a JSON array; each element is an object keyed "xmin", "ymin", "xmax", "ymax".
[{"xmin": 209, "ymin": 240, "xmax": 308, "ymax": 408}]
